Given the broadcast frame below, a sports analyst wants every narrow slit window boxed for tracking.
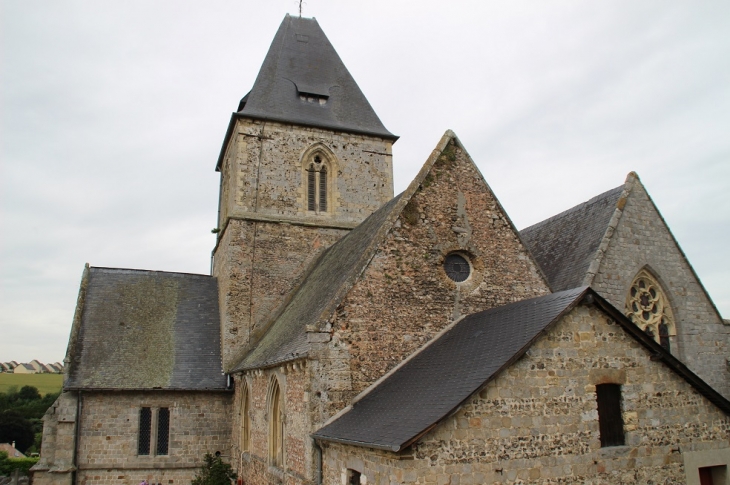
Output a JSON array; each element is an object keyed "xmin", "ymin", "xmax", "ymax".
[
  {"xmin": 156, "ymin": 407, "xmax": 170, "ymax": 455},
  {"xmin": 241, "ymin": 383, "xmax": 250, "ymax": 452},
  {"xmin": 596, "ymin": 384, "xmax": 625, "ymax": 447},
  {"xmin": 138, "ymin": 407, "xmax": 152, "ymax": 455},
  {"xmin": 659, "ymin": 321, "xmax": 670, "ymax": 352}
]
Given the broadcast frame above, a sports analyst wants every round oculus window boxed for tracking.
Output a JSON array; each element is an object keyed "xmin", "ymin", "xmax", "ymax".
[{"xmin": 444, "ymin": 253, "xmax": 471, "ymax": 282}]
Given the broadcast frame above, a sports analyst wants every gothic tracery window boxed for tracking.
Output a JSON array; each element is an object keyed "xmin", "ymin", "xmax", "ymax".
[
  {"xmin": 306, "ymin": 155, "xmax": 328, "ymax": 213},
  {"xmin": 625, "ymin": 269, "xmax": 676, "ymax": 351}
]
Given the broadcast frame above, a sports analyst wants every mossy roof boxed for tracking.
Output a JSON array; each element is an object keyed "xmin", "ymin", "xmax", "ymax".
[{"xmin": 65, "ymin": 267, "xmax": 226, "ymax": 391}]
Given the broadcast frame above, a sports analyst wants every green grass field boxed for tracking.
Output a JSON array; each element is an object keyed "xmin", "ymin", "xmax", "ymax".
[{"xmin": 0, "ymin": 373, "xmax": 63, "ymax": 395}]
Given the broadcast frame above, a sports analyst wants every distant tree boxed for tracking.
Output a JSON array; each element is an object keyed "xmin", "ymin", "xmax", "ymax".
[
  {"xmin": 191, "ymin": 453, "xmax": 237, "ymax": 485},
  {"xmin": 17, "ymin": 386, "xmax": 41, "ymax": 401},
  {"xmin": 0, "ymin": 411, "xmax": 35, "ymax": 453}
]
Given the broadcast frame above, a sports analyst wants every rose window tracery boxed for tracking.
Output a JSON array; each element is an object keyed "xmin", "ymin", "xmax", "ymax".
[{"xmin": 625, "ymin": 270, "xmax": 676, "ymax": 351}]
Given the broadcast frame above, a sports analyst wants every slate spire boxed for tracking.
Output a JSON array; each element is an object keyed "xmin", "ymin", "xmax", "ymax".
[{"xmin": 236, "ymin": 15, "xmax": 396, "ymax": 139}]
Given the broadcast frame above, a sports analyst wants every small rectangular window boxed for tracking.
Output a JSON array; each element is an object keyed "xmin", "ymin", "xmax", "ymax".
[
  {"xmin": 138, "ymin": 407, "xmax": 152, "ymax": 455},
  {"xmin": 156, "ymin": 407, "xmax": 170, "ymax": 455},
  {"xmin": 596, "ymin": 384, "xmax": 624, "ymax": 447}
]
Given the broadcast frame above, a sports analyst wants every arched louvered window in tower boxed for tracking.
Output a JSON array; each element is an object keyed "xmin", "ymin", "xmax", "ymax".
[
  {"xmin": 625, "ymin": 269, "xmax": 676, "ymax": 352},
  {"xmin": 305, "ymin": 154, "xmax": 329, "ymax": 213}
]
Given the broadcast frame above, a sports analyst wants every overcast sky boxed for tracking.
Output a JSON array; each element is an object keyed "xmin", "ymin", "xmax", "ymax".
[{"xmin": 2, "ymin": 1, "xmax": 728, "ymax": 364}]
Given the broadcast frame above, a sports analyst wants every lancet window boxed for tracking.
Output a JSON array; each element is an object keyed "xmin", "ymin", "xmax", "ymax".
[
  {"xmin": 240, "ymin": 381, "xmax": 250, "ymax": 453},
  {"xmin": 268, "ymin": 378, "xmax": 284, "ymax": 467}
]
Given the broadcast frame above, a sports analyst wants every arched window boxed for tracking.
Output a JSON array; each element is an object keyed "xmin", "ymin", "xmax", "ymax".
[
  {"xmin": 625, "ymin": 269, "xmax": 676, "ymax": 352},
  {"xmin": 240, "ymin": 380, "xmax": 250, "ymax": 453},
  {"xmin": 306, "ymin": 154, "xmax": 328, "ymax": 213},
  {"xmin": 268, "ymin": 378, "xmax": 284, "ymax": 467}
]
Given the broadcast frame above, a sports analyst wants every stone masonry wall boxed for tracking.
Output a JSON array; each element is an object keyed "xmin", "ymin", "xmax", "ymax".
[
  {"xmin": 218, "ymin": 118, "xmax": 393, "ymax": 228},
  {"xmin": 32, "ymin": 392, "xmax": 78, "ymax": 485},
  {"xmin": 235, "ymin": 363, "xmax": 311, "ymax": 485},
  {"xmin": 214, "ymin": 119, "xmax": 394, "ymax": 371},
  {"xmin": 71, "ymin": 391, "xmax": 231, "ymax": 485},
  {"xmin": 310, "ymin": 139, "xmax": 550, "ymax": 422},
  {"xmin": 591, "ymin": 174, "xmax": 730, "ymax": 398},
  {"xmin": 214, "ymin": 219, "xmax": 346, "ymax": 370},
  {"xmin": 322, "ymin": 304, "xmax": 730, "ymax": 484}
]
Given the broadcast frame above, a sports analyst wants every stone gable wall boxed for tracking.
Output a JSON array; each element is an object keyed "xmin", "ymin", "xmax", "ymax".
[
  {"xmin": 591, "ymin": 177, "xmax": 730, "ymax": 398},
  {"xmin": 310, "ymin": 140, "xmax": 550, "ymax": 422},
  {"xmin": 67, "ymin": 391, "xmax": 232, "ymax": 485},
  {"xmin": 322, "ymin": 304, "xmax": 730, "ymax": 484}
]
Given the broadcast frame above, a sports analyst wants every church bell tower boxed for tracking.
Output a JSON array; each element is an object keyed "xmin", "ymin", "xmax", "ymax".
[{"xmin": 213, "ymin": 14, "xmax": 397, "ymax": 370}]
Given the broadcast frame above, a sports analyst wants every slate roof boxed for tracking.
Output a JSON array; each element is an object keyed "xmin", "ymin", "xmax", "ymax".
[
  {"xmin": 313, "ymin": 288, "xmax": 587, "ymax": 450},
  {"xmin": 313, "ymin": 287, "xmax": 730, "ymax": 451},
  {"xmin": 65, "ymin": 267, "xmax": 227, "ymax": 391},
  {"xmin": 217, "ymin": 15, "xmax": 395, "ymax": 170},
  {"xmin": 520, "ymin": 186, "xmax": 624, "ymax": 291}
]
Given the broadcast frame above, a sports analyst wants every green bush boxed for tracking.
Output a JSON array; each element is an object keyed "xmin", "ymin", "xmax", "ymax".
[
  {"xmin": 191, "ymin": 453, "xmax": 237, "ymax": 485},
  {"xmin": 0, "ymin": 451, "xmax": 39, "ymax": 476}
]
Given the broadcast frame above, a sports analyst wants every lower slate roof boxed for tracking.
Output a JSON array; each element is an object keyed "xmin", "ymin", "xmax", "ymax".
[
  {"xmin": 65, "ymin": 267, "xmax": 227, "ymax": 391},
  {"xmin": 520, "ymin": 186, "xmax": 623, "ymax": 291},
  {"xmin": 313, "ymin": 287, "xmax": 730, "ymax": 451}
]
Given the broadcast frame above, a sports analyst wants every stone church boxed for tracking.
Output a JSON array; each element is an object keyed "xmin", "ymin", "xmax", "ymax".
[{"xmin": 33, "ymin": 14, "xmax": 730, "ymax": 485}]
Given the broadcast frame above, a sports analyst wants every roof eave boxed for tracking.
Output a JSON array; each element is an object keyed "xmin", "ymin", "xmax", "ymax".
[
  {"xmin": 312, "ymin": 434, "xmax": 402, "ymax": 452},
  {"xmin": 63, "ymin": 386, "xmax": 232, "ymax": 393},
  {"xmin": 215, "ymin": 113, "xmax": 239, "ymax": 171},
  {"xmin": 591, "ymin": 292, "xmax": 730, "ymax": 415}
]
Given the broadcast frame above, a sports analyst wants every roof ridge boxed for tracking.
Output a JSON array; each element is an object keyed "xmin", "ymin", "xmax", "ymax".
[
  {"xmin": 521, "ymin": 184, "xmax": 624, "ymax": 234},
  {"xmin": 89, "ymin": 266, "xmax": 212, "ymax": 278}
]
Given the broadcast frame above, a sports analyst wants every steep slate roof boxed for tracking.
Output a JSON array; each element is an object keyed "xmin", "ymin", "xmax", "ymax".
[
  {"xmin": 520, "ymin": 186, "xmax": 624, "ymax": 291},
  {"xmin": 234, "ymin": 130, "xmax": 472, "ymax": 371},
  {"xmin": 217, "ymin": 15, "xmax": 395, "ymax": 170},
  {"xmin": 313, "ymin": 288, "xmax": 730, "ymax": 451},
  {"xmin": 65, "ymin": 267, "xmax": 227, "ymax": 391}
]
